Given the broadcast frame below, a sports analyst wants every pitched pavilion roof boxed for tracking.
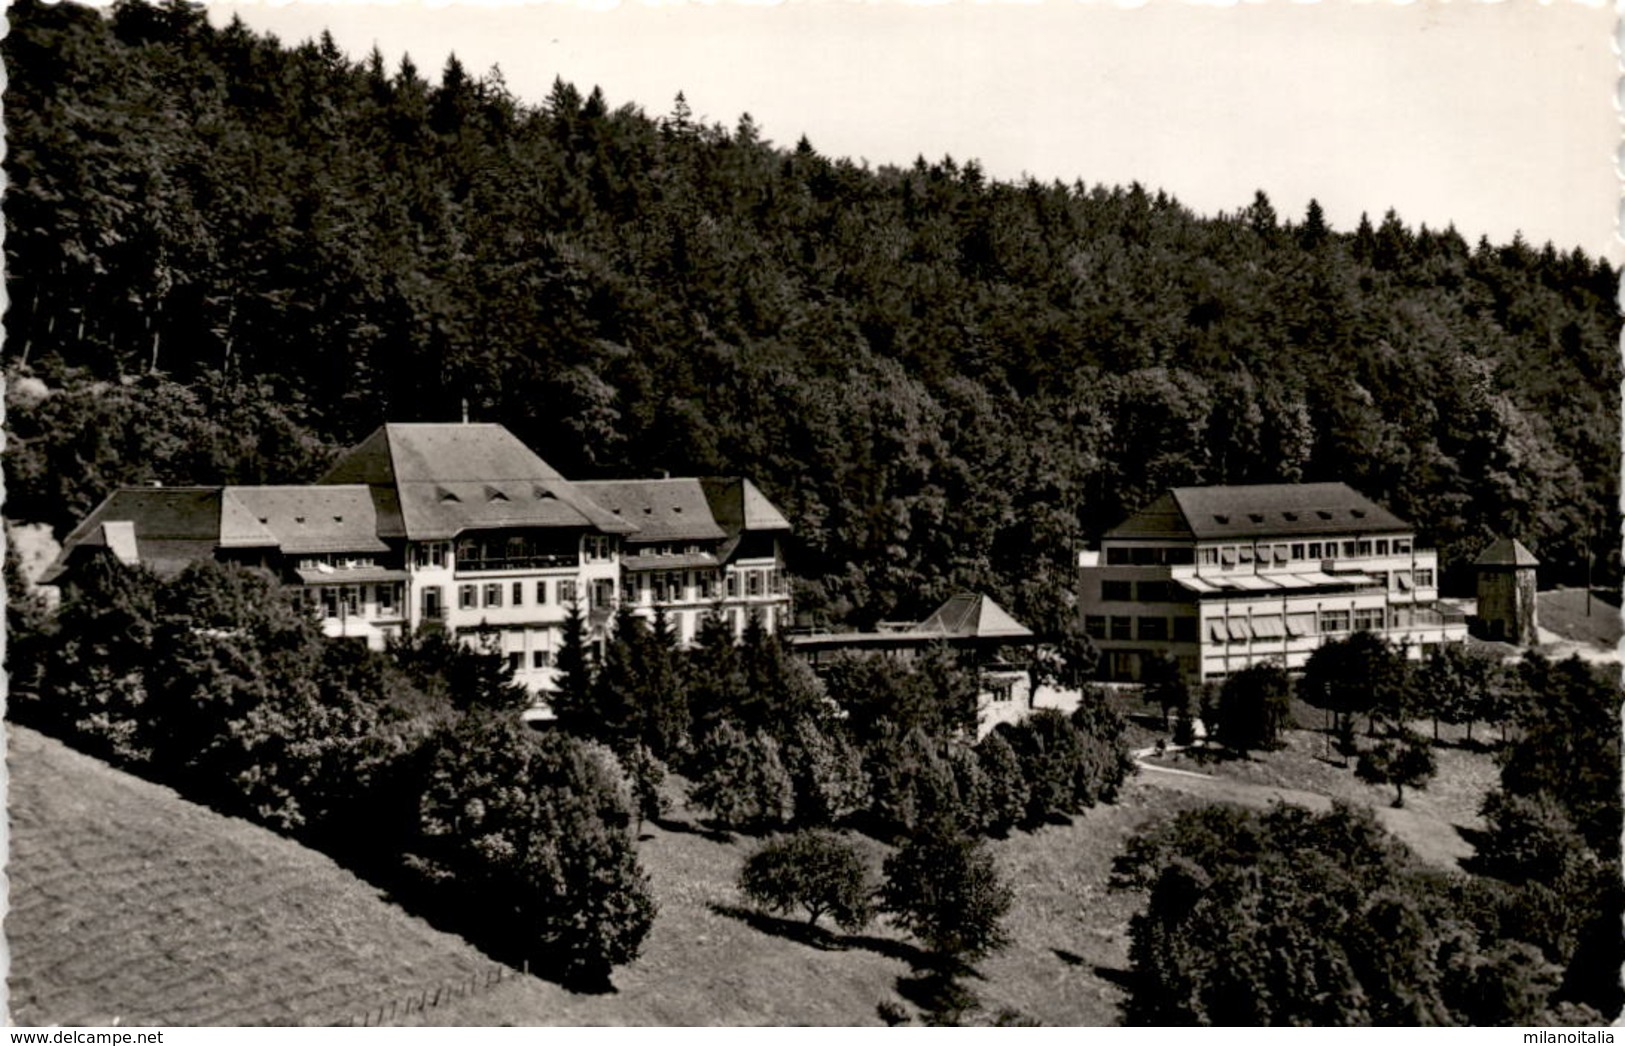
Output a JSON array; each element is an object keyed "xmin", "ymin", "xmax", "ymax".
[
  {"xmin": 912, "ymin": 593, "xmax": 1034, "ymax": 640},
  {"xmin": 1474, "ymin": 537, "xmax": 1540, "ymax": 567},
  {"xmin": 319, "ymin": 424, "xmax": 634, "ymax": 540},
  {"xmin": 1108, "ymin": 483, "xmax": 1410, "ymax": 542},
  {"xmin": 574, "ymin": 479, "xmax": 728, "ymax": 544}
]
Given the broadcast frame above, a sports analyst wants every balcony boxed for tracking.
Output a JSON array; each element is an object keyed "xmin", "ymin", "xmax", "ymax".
[{"xmin": 454, "ymin": 552, "xmax": 578, "ymax": 573}]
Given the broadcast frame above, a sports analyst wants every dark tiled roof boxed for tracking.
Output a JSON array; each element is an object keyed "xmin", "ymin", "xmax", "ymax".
[
  {"xmin": 575, "ymin": 479, "xmax": 728, "ymax": 544},
  {"xmin": 1108, "ymin": 483, "xmax": 1410, "ymax": 541},
  {"xmin": 319, "ymin": 424, "xmax": 634, "ymax": 540},
  {"xmin": 1474, "ymin": 537, "xmax": 1540, "ymax": 567},
  {"xmin": 43, "ymin": 487, "xmax": 238, "ymax": 583},
  {"xmin": 701, "ymin": 477, "xmax": 792, "ymax": 534},
  {"xmin": 228, "ymin": 486, "xmax": 390, "ymax": 554}
]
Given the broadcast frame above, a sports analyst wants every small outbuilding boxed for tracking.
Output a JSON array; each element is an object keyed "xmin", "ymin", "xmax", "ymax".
[{"xmin": 1473, "ymin": 537, "xmax": 1540, "ymax": 646}]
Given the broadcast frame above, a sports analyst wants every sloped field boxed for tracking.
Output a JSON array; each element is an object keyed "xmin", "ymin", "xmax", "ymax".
[
  {"xmin": 6, "ymin": 724, "xmax": 1189, "ymax": 1026},
  {"xmin": 6, "ymin": 725, "xmax": 512, "ymax": 1027}
]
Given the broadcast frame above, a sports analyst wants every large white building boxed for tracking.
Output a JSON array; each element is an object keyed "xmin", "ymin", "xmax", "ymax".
[
  {"xmin": 43, "ymin": 423, "xmax": 794, "ymax": 695},
  {"xmin": 1077, "ymin": 483, "xmax": 1468, "ymax": 682}
]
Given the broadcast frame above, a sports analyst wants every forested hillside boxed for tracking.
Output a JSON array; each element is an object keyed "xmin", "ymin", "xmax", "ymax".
[{"xmin": 6, "ymin": 0, "xmax": 1619, "ymax": 630}]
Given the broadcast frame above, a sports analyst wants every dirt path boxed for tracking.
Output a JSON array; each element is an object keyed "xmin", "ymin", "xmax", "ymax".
[{"xmin": 1130, "ymin": 749, "xmax": 1476, "ymax": 870}]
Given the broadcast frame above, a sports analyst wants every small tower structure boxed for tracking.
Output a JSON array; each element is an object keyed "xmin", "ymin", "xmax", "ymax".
[{"xmin": 1474, "ymin": 537, "xmax": 1540, "ymax": 646}]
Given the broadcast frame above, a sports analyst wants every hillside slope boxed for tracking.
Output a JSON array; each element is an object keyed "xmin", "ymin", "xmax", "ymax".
[{"xmin": 5, "ymin": 725, "xmax": 515, "ymax": 1027}]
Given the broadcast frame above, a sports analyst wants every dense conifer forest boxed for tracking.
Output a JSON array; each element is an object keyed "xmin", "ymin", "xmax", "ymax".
[{"xmin": 6, "ymin": 0, "xmax": 1620, "ymax": 631}]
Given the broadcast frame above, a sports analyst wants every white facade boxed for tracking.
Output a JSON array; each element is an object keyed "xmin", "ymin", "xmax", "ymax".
[{"xmin": 1078, "ymin": 485, "xmax": 1468, "ymax": 682}]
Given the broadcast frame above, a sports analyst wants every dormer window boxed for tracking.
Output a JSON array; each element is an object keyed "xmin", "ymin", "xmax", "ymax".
[
  {"xmin": 1316, "ymin": 510, "xmax": 1333, "ymax": 520},
  {"xmin": 485, "ymin": 485, "xmax": 509, "ymax": 502},
  {"xmin": 333, "ymin": 516, "xmax": 343, "ymax": 523},
  {"xmin": 294, "ymin": 516, "xmax": 306, "ymax": 524},
  {"xmin": 1213, "ymin": 514, "xmax": 1229, "ymax": 525},
  {"xmin": 1247, "ymin": 513, "xmax": 1264, "ymax": 524},
  {"xmin": 533, "ymin": 486, "xmax": 555, "ymax": 501},
  {"xmin": 1282, "ymin": 512, "xmax": 1298, "ymax": 522},
  {"xmin": 1350, "ymin": 509, "xmax": 1366, "ymax": 519},
  {"xmin": 437, "ymin": 486, "xmax": 459, "ymax": 503}
]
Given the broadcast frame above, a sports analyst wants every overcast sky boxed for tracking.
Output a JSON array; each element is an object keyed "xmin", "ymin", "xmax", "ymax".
[{"xmin": 209, "ymin": 0, "xmax": 1621, "ymax": 262}]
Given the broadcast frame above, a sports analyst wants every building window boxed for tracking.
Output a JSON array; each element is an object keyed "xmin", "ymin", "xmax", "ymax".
[
  {"xmin": 536, "ymin": 580, "xmax": 549, "ymax": 604},
  {"xmin": 1357, "ymin": 540, "xmax": 1373, "ymax": 557},
  {"xmin": 1342, "ymin": 540, "xmax": 1358, "ymax": 557},
  {"xmin": 512, "ymin": 581, "xmax": 524, "ymax": 606},
  {"xmin": 623, "ymin": 577, "xmax": 638, "ymax": 604},
  {"xmin": 1106, "ymin": 547, "xmax": 1131, "ymax": 565},
  {"xmin": 1172, "ymin": 617, "xmax": 1197, "ymax": 642},
  {"xmin": 1375, "ymin": 539, "xmax": 1390, "ymax": 556},
  {"xmin": 1354, "ymin": 608, "xmax": 1385, "ymax": 632},
  {"xmin": 1415, "ymin": 569, "xmax": 1434, "ymax": 588},
  {"xmin": 988, "ymin": 680, "xmax": 1015, "ymax": 704},
  {"xmin": 1101, "ymin": 580, "xmax": 1132, "ymax": 602},
  {"xmin": 342, "ymin": 586, "xmax": 360, "ymax": 616},
  {"xmin": 700, "ymin": 571, "xmax": 718, "ymax": 600},
  {"xmin": 532, "ymin": 650, "xmax": 553, "ymax": 669},
  {"xmin": 1319, "ymin": 610, "xmax": 1351, "ymax": 633},
  {"xmin": 594, "ymin": 578, "xmax": 616, "ymax": 610},
  {"xmin": 379, "ymin": 584, "xmax": 396, "ymax": 613},
  {"xmin": 1200, "ymin": 548, "xmax": 1219, "ymax": 566},
  {"xmin": 746, "ymin": 571, "xmax": 763, "ymax": 597},
  {"xmin": 726, "ymin": 572, "xmax": 739, "ymax": 598},
  {"xmin": 1137, "ymin": 616, "xmax": 1168, "ymax": 641},
  {"xmin": 1273, "ymin": 544, "xmax": 1290, "ymax": 564},
  {"xmin": 1290, "ymin": 543, "xmax": 1305, "ymax": 560},
  {"xmin": 1238, "ymin": 546, "xmax": 1255, "ymax": 565},
  {"xmin": 1220, "ymin": 547, "xmax": 1237, "ymax": 567},
  {"xmin": 422, "ymin": 586, "xmax": 443, "ymax": 620},
  {"xmin": 1307, "ymin": 542, "xmax": 1323, "ymax": 558},
  {"xmin": 484, "ymin": 583, "xmax": 503, "ymax": 608},
  {"xmin": 320, "ymin": 587, "xmax": 339, "ymax": 619},
  {"xmin": 1110, "ymin": 616, "xmax": 1133, "ymax": 641},
  {"xmin": 1394, "ymin": 538, "xmax": 1412, "ymax": 555},
  {"xmin": 506, "ymin": 652, "xmax": 523, "ymax": 671},
  {"xmin": 413, "ymin": 542, "xmax": 447, "ymax": 569},
  {"xmin": 459, "ymin": 584, "xmax": 477, "ymax": 610},
  {"xmin": 559, "ymin": 580, "xmax": 578, "ymax": 605},
  {"xmin": 1085, "ymin": 615, "xmax": 1108, "ymax": 639},
  {"xmin": 652, "ymin": 575, "xmax": 668, "ymax": 602}
]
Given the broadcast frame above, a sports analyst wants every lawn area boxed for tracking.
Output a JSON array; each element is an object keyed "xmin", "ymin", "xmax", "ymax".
[
  {"xmin": 420, "ymin": 776, "xmax": 1203, "ymax": 1026},
  {"xmin": 9, "ymin": 710, "xmax": 1502, "ymax": 1026},
  {"xmin": 6, "ymin": 725, "xmax": 508, "ymax": 1027},
  {"xmin": 9, "ymin": 721, "xmax": 1195, "ymax": 1026},
  {"xmin": 1536, "ymin": 587, "xmax": 1622, "ymax": 650}
]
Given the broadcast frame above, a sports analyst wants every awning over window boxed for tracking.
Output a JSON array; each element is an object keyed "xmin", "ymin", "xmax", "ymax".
[
  {"xmin": 1395, "ymin": 572, "xmax": 1413, "ymax": 591},
  {"xmin": 1208, "ymin": 620, "xmax": 1228, "ymax": 642},
  {"xmin": 1226, "ymin": 619, "xmax": 1251, "ymax": 641},
  {"xmin": 1286, "ymin": 614, "xmax": 1315, "ymax": 637},
  {"xmin": 1250, "ymin": 616, "xmax": 1284, "ymax": 639},
  {"xmin": 1178, "ymin": 576, "xmax": 1220, "ymax": 594}
]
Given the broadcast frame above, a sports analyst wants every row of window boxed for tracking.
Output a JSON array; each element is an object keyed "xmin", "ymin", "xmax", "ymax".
[
  {"xmin": 1097, "ymin": 568, "xmax": 1434, "ymax": 605},
  {"xmin": 455, "ymin": 577, "xmax": 616, "ymax": 611},
  {"xmin": 1196, "ymin": 536, "xmax": 1414, "ymax": 568},
  {"xmin": 298, "ymin": 555, "xmax": 378, "ymax": 571},
  {"xmin": 411, "ymin": 536, "xmax": 616, "ymax": 571},
  {"xmin": 1086, "ymin": 616, "xmax": 1201, "ymax": 643},
  {"xmin": 1087, "ymin": 604, "xmax": 1441, "ymax": 644},
  {"xmin": 306, "ymin": 583, "xmax": 402, "ymax": 619}
]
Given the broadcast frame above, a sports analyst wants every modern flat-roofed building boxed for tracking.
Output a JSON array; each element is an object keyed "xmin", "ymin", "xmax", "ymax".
[{"xmin": 1077, "ymin": 483, "xmax": 1467, "ymax": 682}]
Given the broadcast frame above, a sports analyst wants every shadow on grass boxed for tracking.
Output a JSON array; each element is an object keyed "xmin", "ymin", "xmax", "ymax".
[
  {"xmin": 651, "ymin": 814, "xmax": 737, "ymax": 845},
  {"xmin": 709, "ymin": 902, "xmax": 931, "ymax": 966},
  {"xmin": 1091, "ymin": 964, "xmax": 1137, "ymax": 991}
]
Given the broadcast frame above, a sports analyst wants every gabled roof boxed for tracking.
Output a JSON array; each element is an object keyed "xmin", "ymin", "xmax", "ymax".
[
  {"xmin": 42, "ymin": 487, "xmax": 242, "ymax": 582},
  {"xmin": 227, "ymin": 486, "xmax": 391, "ymax": 555},
  {"xmin": 913, "ymin": 594, "xmax": 1034, "ymax": 640},
  {"xmin": 701, "ymin": 477, "xmax": 792, "ymax": 534},
  {"xmin": 319, "ymin": 424, "xmax": 634, "ymax": 540},
  {"xmin": 1474, "ymin": 537, "xmax": 1540, "ymax": 567},
  {"xmin": 1108, "ymin": 483, "xmax": 1410, "ymax": 541},
  {"xmin": 574, "ymin": 479, "xmax": 728, "ymax": 544}
]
